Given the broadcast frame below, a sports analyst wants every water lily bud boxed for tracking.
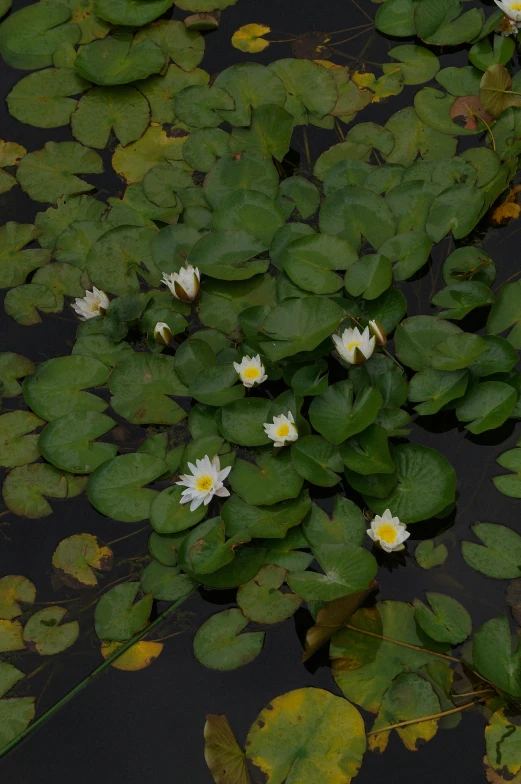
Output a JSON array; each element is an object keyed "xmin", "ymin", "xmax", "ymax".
[
  {"xmin": 154, "ymin": 322, "xmax": 173, "ymax": 347},
  {"xmin": 71, "ymin": 287, "xmax": 110, "ymax": 321},
  {"xmin": 162, "ymin": 264, "xmax": 200, "ymax": 303},
  {"xmin": 369, "ymin": 320, "xmax": 387, "ymax": 347},
  {"xmin": 332, "ymin": 326, "xmax": 375, "ymax": 365}
]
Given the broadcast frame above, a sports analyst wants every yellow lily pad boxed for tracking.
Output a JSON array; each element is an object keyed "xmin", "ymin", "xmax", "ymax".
[
  {"xmin": 101, "ymin": 640, "xmax": 164, "ymax": 671},
  {"xmin": 52, "ymin": 533, "xmax": 113, "ymax": 588},
  {"xmin": 112, "ymin": 125, "xmax": 189, "ymax": 183},
  {"xmin": 232, "ymin": 24, "xmax": 271, "ymax": 54},
  {"xmin": 0, "ymin": 620, "xmax": 24, "ymax": 652},
  {"xmin": 0, "ymin": 576, "xmax": 36, "ymax": 620}
]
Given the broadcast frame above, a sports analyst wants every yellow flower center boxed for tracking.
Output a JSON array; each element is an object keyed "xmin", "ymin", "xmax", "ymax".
[
  {"xmin": 243, "ymin": 366, "xmax": 260, "ymax": 380},
  {"xmin": 276, "ymin": 424, "xmax": 290, "ymax": 438},
  {"xmin": 510, "ymin": 2, "xmax": 521, "ymax": 9},
  {"xmin": 376, "ymin": 524, "xmax": 398, "ymax": 544},
  {"xmin": 195, "ymin": 475, "xmax": 213, "ymax": 492},
  {"xmin": 347, "ymin": 340, "xmax": 361, "ymax": 351}
]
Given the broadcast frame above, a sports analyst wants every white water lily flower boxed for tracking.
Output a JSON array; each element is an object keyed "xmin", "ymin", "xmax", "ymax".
[
  {"xmin": 367, "ymin": 509, "xmax": 410, "ymax": 553},
  {"xmin": 495, "ymin": 0, "xmax": 521, "ymax": 23},
  {"xmin": 233, "ymin": 354, "xmax": 268, "ymax": 388},
  {"xmin": 499, "ymin": 15, "xmax": 519, "ymax": 34},
  {"xmin": 154, "ymin": 322, "xmax": 173, "ymax": 346},
  {"xmin": 176, "ymin": 454, "xmax": 231, "ymax": 512},
  {"xmin": 264, "ymin": 411, "xmax": 298, "ymax": 448},
  {"xmin": 332, "ymin": 326, "xmax": 375, "ymax": 365},
  {"xmin": 71, "ymin": 287, "xmax": 110, "ymax": 320},
  {"xmin": 162, "ymin": 264, "xmax": 200, "ymax": 302},
  {"xmin": 369, "ymin": 320, "xmax": 387, "ymax": 347}
]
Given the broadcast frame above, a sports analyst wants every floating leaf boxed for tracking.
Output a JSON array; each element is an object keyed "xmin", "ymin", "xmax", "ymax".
[
  {"xmin": 384, "ymin": 107, "xmax": 457, "ymax": 167},
  {"xmin": 188, "ymin": 230, "xmax": 268, "ymax": 281},
  {"xmin": 52, "ymin": 533, "xmax": 113, "ymax": 587},
  {"xmin": 0, "ymin": 411, "xmax": 44, "ymax": 469},
  {"xmin": 485, "ymin": 709, "xmax": 521, "ymax": 779},
  {"xmin": 7, "ymin": 68, "xmax": 91, "ymax": 128},
  {"xmin": 94, "ymin": 582, "xmax": 152, "ymax": 642},
  {"xmin": 237, "ymin": 565, "xmax": 301, "ymax": 624},
  {"xmin": 480, "ymin": 64, "xmax": 521, "ymax": 119},
  {"xmin": 462, "ymin": 523, "xmax": 521, "ymax": 579},
  {"xmin": 369, "ymin": 673, "xmax": 440, "ymax": 753},
  {"xmin": 415, "ymin": 540, "xmax": 448, "ymax": 570},
  {"xmin": 112, "ymin": 125, "xmax": 187, "ymax": 184},
  {"xmin": 384, "ymin": 45, "xmax": 440, "ymax": 86},
  {"xmin": 93, "ymin": 0, "xmax": 173, "ymax": 26},
  {"xmin": 193, "ymin": 608, "xmax": 264, "ymax": 671},
  {"xmin": 473, "ymin": 615, "xmax": 521, "ymax": 697},
  {"xmin": 87, "ymin": 453, "xmax": 167, "ymax": 523},
  {"xmin": 0, "ymin": 694, "xmax": 35, "ymax": 747},
  {"xmin": 287, "ymin": 543, "xmax": 377, "ymax": 602},
  {"xmin": 229, "ymin": 450, "xmax": 303, "ymax": 506},
  {"xmin": 414, "ymin": 593, "xmax": 471, "ymax": 645},
  {"xmin": 23, "ymin": 607, "xmax": 79, "ymax": 655},
  {"xmin": 364, "ymin": 444, "xmax": 456, "ymax": 524},
  {"xmin": 109, "ymin": 353, "xmax": 187, "ymax": 425},
  {"xmin": 455, "ymin": 381, "xmax": 517, "ymax": 434},
  {"xmin": 0, "ymin": 223, "xmax": 51, "ymax": 290},
  {"xmin": 309, "ymin": 382, "xmax": 383, "ymax": 446},
  {"xmin": 75, "ymin": 33, "xmax": 166, "ymax": 85},
  {"xmin": 413, "ymin": 0, "xmax": 483, "ymax": 46},
  {"xmin": 16, "ymin": 141, "xmax": 103, "ymax": 204},
  {"xmin": 487, "ymin": 280, "xmax": 521, "ymax": 349},
  {"xmin": 71, "ymin": 86, "xmax": 150, "ymax": 149},
  {"xmin": 0, "ymin": 620, "xmax": 24, "ymax": 652},
  {"xmin": 140, "ymin": 561, "xmax": 195, "ymax": 601},
  {"xmin": 0, "ymin": 576, "xmax": 36, "ymax": 621},
  {"xmin": 212, "ymin": 62, "xmax": 285, "ymax": 127},
  {"xmin": 204, "ymin": 150, "xmax": 279, "ymax": 209},
  {"xmin": 319, "ymin": 185, "xmax": 396, "ymax": 252},
  {"xmin": 0, "ymin": 2, "xmax": 81, "ymax": 70},
  {"xmin": 133, "ymin": 19, "xmax": 204, "ymax": 71},
  {"xmin": 38, "ymin": 411, "xmax": 117, "ymax": 474},
  {"xmin": 245, "ymin": 687, "xmax": 366, "ymax": 783},
  {"xmin": 101, "ymin": 640, "xmax": 164, "ymax": 671},
  {"xmin": 24, "ymin": 355, "xmax": 110, "ymax": 421},
  {"xmin": 2, "ymin": 464, "xmax": 71, "ymax": 519},
  {"xmin": 259, "ymin": 297, "xmax": 344, "ymax": 362},
  {"xmin": 232, "ymin": 24, "xmax": 270, "ymax": 53},
  {"xmin": 204, "ymin": 714, "xmax": 251, "ymax": 784},
  {"xmin": 222, "ymin": 491, "xmax": 311, "ymax": 540}
]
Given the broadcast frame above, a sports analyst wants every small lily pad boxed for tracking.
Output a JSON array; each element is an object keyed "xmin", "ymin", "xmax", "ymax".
[
  {"xmin": 237, "ymin": 565, "xmax": 302, "ymax": 624},
  {"xmin": 193, "ymin": 608, "xmax": 264, "ymax": 671},
  {"xmin": 52, "ymin": 533, "xmax": 113, "ymax": 587},
  {"xmin": 23, "ymin": 607, "xmax": 79, "ymax": 655}
]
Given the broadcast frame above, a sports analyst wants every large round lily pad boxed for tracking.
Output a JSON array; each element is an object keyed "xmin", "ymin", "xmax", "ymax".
[{"xmin": 86, "ymin": 453, "xmax": 168, "ymax": 522}]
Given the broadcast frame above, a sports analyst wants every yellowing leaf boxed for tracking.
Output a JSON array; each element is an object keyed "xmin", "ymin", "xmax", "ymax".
[
  {"xmin": 0, "ymin": 140, "xmax": 26, "ymax": 167},
  {"xmin": 492, "ymin": 186, "xmax": 521, "ymax": 225},
  {"xmin": 314, "ymin": 60, "xmax": 342, "ymax": 70},
  {"xmin": 0, "ymin": 576, "xmax": 36, "ymax": 620},
  {"xmin": 352, "ymin": 69, "xmax": 403, "ymax": 102},
  {"xmin": 352, "ymin": 71, "xmax": 376, "ymax": 89},
  {"xmin": 0, "ymin": 620, "xmax": 24, "ymax": 652},
  {"xmin": 204, "ymin": 714, "xmax": 251, "ymax": 784},
  {"xmin": 52, "ymin": 533, "xmax": 113, "ymax": 588},
  {"xmin": 101, "ymin": 640, "xmax": 164, "ymax": 671},
  {"xmin": 112, "ymin": 125, "xmax": 189, "ymax": 183},
  {"xmin": 232, "ymin": 24, "xmax": 271, "ymax": 54}
]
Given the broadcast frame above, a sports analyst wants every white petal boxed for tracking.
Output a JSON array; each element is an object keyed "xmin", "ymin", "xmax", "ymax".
[{"xmin": 215, "ymin": 487, "xmax": 230, "ymax": 498}]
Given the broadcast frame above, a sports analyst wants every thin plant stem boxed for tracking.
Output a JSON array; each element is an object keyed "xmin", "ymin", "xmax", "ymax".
[
  {"xmin": 334, "ymin": 118, "xmax": 345, "ymax": 141},
  {"xmin": 452, "ymin": 688, "xmax": 495, "ymax": 699},
  {"xmin": 366, "ymin": 700, "xmax": 482, "ymax": 737},
  {"xmin": 328, "ymin": 23, "xmax": 375, "ymax": 34},
  {"xmin": 350, "ymin": 0, "xmax": 374, "ymax": 23},
  {"xmin": 107, "ymin": 525, "xmax": 150, "ymax": 547},
  {"xmin": 343, "ymin": 624, "xmax": 460, "ymax": 663},
  {"xmin": 302, "ymin": 127, "xmax": 311, "ymax": 166},
  {"xmin": 330, "ymin": 28, "xmax": 373, "ymax": 47},
  {"xmin": 0, "ymin": 592, "xmax": 193, "ymax": 760}
]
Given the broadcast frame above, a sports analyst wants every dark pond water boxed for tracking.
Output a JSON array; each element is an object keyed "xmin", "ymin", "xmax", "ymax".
[{"xmin": 1, "ymin": 0, "xmax": 519, "ymax": 781}]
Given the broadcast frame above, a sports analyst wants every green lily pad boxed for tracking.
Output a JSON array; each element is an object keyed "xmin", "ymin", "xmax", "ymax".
[
  {"xmin": 319, "ymin": 186, "xmax": 396, "ymax": 252},
  {"xmin": 281, "ymin": 233, "xmax": 357, "ymax": 295},
  {"xmin": 394, "ymin": 316, "xmax": 461, "ymax": 371},
  {"xmin": 86, "ymin": 225, "xmax": 159, "ymax": 296},
  {"xmin": 487, "ymin": 279, "xmax": 521, "ymax": 349},
  {"xmin": 1, "ymin": 464, "xmax": 75, "ymax": 518},
  {"xmin": 182, "ymin": 128, "xmax": 230, "ymax": 173},
  {"xmin": 268, "ymin": 58, "xmax": 337, "ymax": 125},
  {"xmin": 375, "ymin": 0, "xmax": 417, "ymax": 36},
  {"xmin": 369, "ymin": 672, "xmax": 441, "ymax": 753},
  {"xmin": 339, "ymin": 424, "xmax": 395, "ymax": 476},
  {"xmin": 309, "ymin": 382, "xmax": 383, "ymax": 446},
  {"xmin": 212, "ymin": 62, "xmax": 285, "ymax": 127},
  {"xmin": 408, "ymin": 368, "xmax": 468, "ymax": 416},
  {"xmin": 473, "ymin": 615, "xmax": 521, "ymax": 697},
  {"xmin": 0, "ymin": 620, "xmax": 24, "ymax": 652},
  {"xmin": 0, "ymin": 576, "xmax": 36, "ymax": 621},
  {"xmin": 212, "ymin": 190, "xmax": 285, "ymax": 248},
  {"xmin": 0, "ymin": 696, "xmax": 35, "ymax": 748},
  {"xmin": 0, "ymin": 223, "xmax": 51, "ymax": 289},
  {"xmin": 140, "ymin": 561, "xmax": 195, "ymax": 602},
  {"xmin": 384, "ymin": 45, "xmax": 440, "ymax": 85},
  {"xmin": 426, "ymin": 184, "xmax": 485, "ymax": 243},
  {"xmin": 364, "ymin": 443, "xmax": 457, "ymax": 524},
  {"xmin": 237, "ymin": 564, "xmax": 301, "ymax": 624},
  {"xmin": 0, "ymin": 411, "xmax": 44, "ymax": 469},
  {"xmin": 94, "ymin": 582, "xmax": 153, "ymax": 641},
  {"xmin": 222, "ymin": 491, "xmax": 311, "ymax": 539},
  {"xmin": 150, "ymin": 485, "xmax": 207, "ymax": 534},
  {"xmin": 462, "ymin": 523, "xmax": 521, "ymax": 579},
  {"xmin": 0, "ymin": 2, "xmax": 81, "ymax": 70},
  {"xmin": 23, "ymin": 607, "xmax": 79, "ymax": 655},
  {"xmin": 94, "ymin": 0, "xmax": 173, "ymax": 25},
  {"xmin": 246, "ymin": 687, "xmax": 366, "ymax": 784},
  {"xmin": 86, "ymin": 453, "xmax": 167, "ymax": 522},
  {"xmin": 218, "ymin": 398, "xmax": 272, "ymax": 447},
  {"xmin": 455, "ymin": 380, "xmax": 517, "ymax": 434},
  {"xmin": 38, "ymin": 411, "xmax": 117, "ymax": 473},
  {"xmin": 414, "ymin": 593, "xmax": 471, "ymax": 645},
  {"xmin": 414, "ymin": 0, "xmax": 483, "ymax": 46},
  {"xmin": 189, "ymin": 363, "xmax": 244, "ymax": 407},
  {"xmin": 188, "ymin": 230, "xmax": 268, "ymax": 281},
  {"xmin": 16, "ymin": 141, "xmax": 103, "ymax": 204},
  {"xmin": 112, "ymin": 125, "xmax": 188, "ymax": 184},
  {"xmin": 230, "ymin": 104, "xmax": 294, "ymax": 162},
  {"xmin": 24, "ymin": 355, "xmax": 110, "ymax": 421},
  {"xmin": 415, "ymin": 540, "xmax": 448, "ymax": 570},
  {"xmin": 4, "ymin": 283, "xmax": 57, "ymax": 325},
  {"xmin": 71, "ymin": 86, "xmax": 150, "ymax": 149},
  {"xmin": 133, "ymin": 19, "xmax": 204, "ymax": 71},
  {"xmin": 259, "ymin": 297, "xmax": 344, "ymax": 362},
  {"xmin": 75, "ymin": 33, "xmax": 166, "ymax": 86},
  {"xmin": 384, "ymin": 107, "xmax": 457, "ymax": 167},
  {"xmin": 174, "ymin": 84, "xmax": 234, "ymax": 128},
  {"xmin": 193, "ymin": 608, "xmax": 264, "ymax": 671},
  {"xmin": 291, "ymin": 435, "xmax": 342, "ymax": 488},
  {"xmin": 229, "ymin": 449, "xmax": 303, "ymax": 506},
  {"xmin": 203, "ymin": 150, "xmax": 279, "ymax": 210},
  {"xmin": 109, "ymin": 353, "xmax": 187, "ymax": 425},
  {"xmin": 138, "ymin": 64, "xmax": 209, "ymax": 125},
  {"xmin": 7, "ymin": 68, "xmax": 91, "ymax": 128}
]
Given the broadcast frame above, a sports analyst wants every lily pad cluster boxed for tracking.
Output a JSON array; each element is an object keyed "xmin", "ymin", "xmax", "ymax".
[{"xmin": 2, "ymin": 0, "xmax": 521, "ymax": 780}]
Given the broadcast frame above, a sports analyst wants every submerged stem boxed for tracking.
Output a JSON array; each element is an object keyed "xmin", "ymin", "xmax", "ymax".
[
  {"xmin": 343, "ymin": 623, "xmax": 460, "ymax": 663},
  {"xmin": 0, "ymin": 592, "xmax": 193, "ymax": 760}
]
